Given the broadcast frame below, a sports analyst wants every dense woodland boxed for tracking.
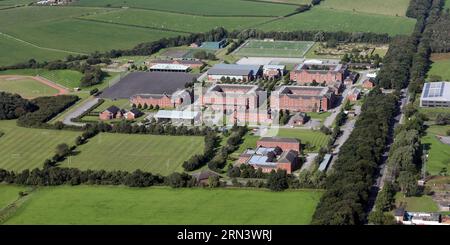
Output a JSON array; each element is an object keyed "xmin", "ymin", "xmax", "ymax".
[{"xmin": 0, "ymin": 92, "xmax": 37, "ymax": 120}]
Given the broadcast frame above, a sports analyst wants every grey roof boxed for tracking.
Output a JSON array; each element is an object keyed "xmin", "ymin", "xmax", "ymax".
[
  {"xmin": 100, "ymin": 72, "xmax": 197, "ymax": 99},
  {"xmin": 105, "ymin": 105, "xmax": 120, "ymax": 114},
  {"xmin": 192, "ymin": 170, "xmax": 220, "ymax": 181},
  {"xmin": 278, "ymin": 150, "xmax": 297, "ymax": 163},
  {"xmin": 259, "ymin": 137, "xmax": 299, "ymax": 144},
  {"xmin": 421, "ymin": 81, "xmax": 450, "ymax": 102},
  {"xmin": 128, "ymin": 108, "xmax": 142, "ymax": 115},
  {"xmin": 151, "ymin": 59, "xmax": 203, "ymax": 65},
  {"xmin": 318, "ymin": 154, "xmax": 332, "ymax": 171},
  {"xmin": 207, "ymin": 64, "xmax": 261, "ymax": 76}
]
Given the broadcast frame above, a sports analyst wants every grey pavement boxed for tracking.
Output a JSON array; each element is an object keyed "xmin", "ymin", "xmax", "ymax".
[{"xmin": 62, "ymin": 97, "xmax": 99, "ymax": 126}]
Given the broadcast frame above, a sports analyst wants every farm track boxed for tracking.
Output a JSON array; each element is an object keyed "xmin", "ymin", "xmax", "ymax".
[
  {"xmin": 0, "ymin": 32, "xmax": 87, "ymax": 55},
  {"xmin": 0, "ymin": 75, "xmax": 69, "ymax": 96}
]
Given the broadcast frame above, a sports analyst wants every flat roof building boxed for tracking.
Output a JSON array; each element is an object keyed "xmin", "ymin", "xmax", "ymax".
[
  {"xmin": 271, "ymin": 85, "xmax": 336, "ymax": 112},
  {"xmin": 149, "ymin": 64, "xmax": 191, "ymax": 72},
  {"xmin": 207, "ymin": 64, "xmax": 262, "ymax": 81},
  {"xmin": 420, "ymin": 81, "xmax": 450, "ymax": 108}
]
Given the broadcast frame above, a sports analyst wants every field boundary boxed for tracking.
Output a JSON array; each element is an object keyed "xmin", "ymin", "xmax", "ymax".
[
  {"xmin": 0, "ymin": 32, "xmax": 87, "ymax": 56},
  {"xmin": 0, "ymin": 75, "xmax": 70, "ymax": 96},
  {"xmin": 75, "ymin": 17, "xmax": 193, "ymax": 35},
  {"xmin": 233, "ymin": 39, "xmax": 315, "ymax": 58}
]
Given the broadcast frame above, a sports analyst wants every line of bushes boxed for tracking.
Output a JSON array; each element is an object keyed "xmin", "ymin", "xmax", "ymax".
[{"xmin": 70, "ymin": 99, "xmax": 104, "ymax": 123}]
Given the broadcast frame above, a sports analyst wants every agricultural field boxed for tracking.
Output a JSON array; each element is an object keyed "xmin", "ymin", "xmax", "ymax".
[
  {"xmin": 80, "ymin": 8, "xmax": 271, "ymax": 33},
  {"xmin": 277, "ymin": 128, "xmax": 329, "ymax": 152},
  {"xmin": 234, "ymin": 40, "xmax": 314, "ymax": 58},
  {"xmin": 258, "ymin": 7, "xmax": 416, "ymax": 36},
  {"xmin": 73, "ymin": 0, "xmax": 298, "ymax": 17},
  {"xmin": 428, "ymin": 53, "xmax": 450, "ymax": 81},
  {"xmin": 0, "ymin": 75, "xmax": 58, "ymax": 98},
  {"xmin": 0, "ymin": 185, "xmax": 26, "ymax": 209},
  {"xmin": 305, "ymin": 42, "xmax": 389, "ymax": 59},
  {"xmin": 422, "ymin": 125, "xmax": 450, "ymax": 175},
  {"xmin": 3, "ymin": 186, "xmax": 322, "ymax": 224},
  {"xmin": 320, "ymin": 0, "xmax": 411, "ymax": 17},
  {"xmin": 59, "ymin": 133, "xmax": 204, "ymax": 175},
  {"xmin": 395, "ymin": 193, "xmax": 439, "ymax": 212},
  {"xmin": 0, "ymin": 69, "xmax": 83, "ymax": 89},
  {"xmin": 0, "ymin": 120, "xmax": 80, "ymax": 171}
]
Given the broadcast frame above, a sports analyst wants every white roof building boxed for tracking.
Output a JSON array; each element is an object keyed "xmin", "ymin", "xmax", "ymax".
[{"xmin": 420, "ymin": 81, "xmax": 450, "ymax": 107}]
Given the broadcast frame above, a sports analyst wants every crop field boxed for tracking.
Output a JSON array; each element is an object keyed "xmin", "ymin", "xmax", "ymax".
[
  {"xmin": 320, "ymin": 0, "xmax": 411, "ymax": 17},
  {"xmin": 4, "ymin": 186, "xmax": 322, "ymax": 224},
  {"xmin": 59, "ymin": 133, "xmax": 204, "ymax": 175},
  {"xmin": 0, "ymin": 75, "xmax": 59, "ymax": 98},
  {"xmin": 277, "ymin": 128, "xmax": 329, "ymax": 152},
  {"xmin": 0, "ymin": 120, "xmax": 80, "ymax": 171},
  {"xmin": 429, "ymin": 54, "xmax": 450, "ymax": 81},
  {"xmin": 258, "ymin": 7, "xmax": 416, "ymax": 36},
  {"xmin": 422, "ymin": 125, "xmax": 450, "ymax": 175},
  {"xmin": 234, "ymin": 40, "xmax": 314, "ymax": 58},
  {"xmin": 395, "ymin": 193, "xmax": 439, "ymax": 212},
  {"xmin": 73, "ymin": 0, "xmax": 298, "ymax": 17},
  {"xmin": 80, "ymin": 8, "xmax": 271, "ymax": 33}
]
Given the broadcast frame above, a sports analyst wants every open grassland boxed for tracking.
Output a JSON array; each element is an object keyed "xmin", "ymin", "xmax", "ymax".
[
  {"xmin": 80, "ymin": 8, "xmax": 272, "ymax": 33},
  {"xmin": 0, "ymin": 185, "xmax": 26, "ymax": 209},
  {"xmin": 0, "ymin": 120, "xmax": 80, "ymax": 171},
  {"xmin": 4, "ymin": 186, "xmax": 322, "ymax": 224},
  {"xmin": 235, "ymin": 40, "xmax": 314, "ymax": 57},
  {"xmin": 422, "ymin": 125, "xmax": 450, "ymax": 175},
  {"xmin": 0, "ymin": 76, "xmax": 58, "ymax": 98},
  {"xmin": 60, "ymin": 133, "xmax": 204, "ymax": 175},
  {"xmin": 263, "ymin": 0, "xmax": 310, "ymax": 4},
  {"xmin": 73, "ymin": 0, "xmax": 297, "ymax": 17},
  {"xmin": 0, "ymin": 6, "xmax": 182, "ymax": 65},
  {"xmin": 0, "ymin": 0, "xmax": 34, "ymax": 6},
  {"xmin": 429, "ymin": 54, "xmax": 450, "ymax": 81},
  {"xmin": 0, "ymin": 35, "xmax": 69, "ymax": 66},
  {"xmin": 445, "ymin": 0, "xmax": 450, "ymax": 10},
  {"xmin": 320, "ymin": 0, "xmax": 410, "ymax": 17},
  {"xmin": 395, "ymin": 193, "xmax": 439, "ymax": 212},
  {"xmin": 258, "ymin": 7, "xmax": 416, "ymax": 36},
  {"xmin": 277, "ymin": 128, "xmax": 329, "ymax": 152},
  {"xmin": 0, "ymin": 69, "xmax": 83, "ymax": 89}
]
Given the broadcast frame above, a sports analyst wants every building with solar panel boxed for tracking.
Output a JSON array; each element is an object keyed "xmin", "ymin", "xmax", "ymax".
[{"xmin": 420, "ymin": 81, "xmax": 450, "ymax": 107}]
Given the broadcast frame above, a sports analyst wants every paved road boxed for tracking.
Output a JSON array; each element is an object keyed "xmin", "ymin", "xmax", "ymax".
[
  {"xmin": 62, "ymin": 97, "xmax": 99, "ymax": 126},
  {"xmin": 301, "ymin": 153, "xmax": 318, "ymax": 172},
  {"xmin": 323, "ymin": 87, "xmax": 351, "ymax": 128}
]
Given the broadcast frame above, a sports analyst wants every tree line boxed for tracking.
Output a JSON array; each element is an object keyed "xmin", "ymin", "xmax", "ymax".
[{"xmin": 0, "ymin": 92, "xmax": 37, "ymax": 120}]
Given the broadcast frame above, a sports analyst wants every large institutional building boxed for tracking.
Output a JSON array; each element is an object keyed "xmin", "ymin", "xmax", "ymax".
[
  {"xmin": 207, "ymin": 64, "xmax": 262, "ymax": 82},
  {"xmin": 270, "ymin": 85, "xmax": 336, "ymax": 112},
  {"xmin": 130, "ymin": 89, "xmax": 191, "ymax": 108},
  {"xmin": 290, "ymin": 61, "xmax": 347, "ymax": 85},
  {"xmin": 420, "ymin": 81, "xmax": 450, "ymax": 108}
]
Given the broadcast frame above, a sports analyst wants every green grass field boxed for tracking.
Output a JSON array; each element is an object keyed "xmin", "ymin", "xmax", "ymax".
[
  {"xmin": 277, "ymin": 128, "xmax": 329, "ymax": 152},
  {"xmin": 395, "ymin": 193, "xmax": 439, "ymax": 212},
  {"xmin": 422, "ymin": 125, "xmax": 450, "ymax": 175},
  {"xmin": 428, "ymin": 56, "xmax": 450, "ymax": 81},
  {"xmin": 0, "ymin": 185, "xmax": 26, "ymax": 209},
  {"xmin": 235, "ymin": 40, "xmax": 314, "ymax": 57},
  {"xmin": 0, "ymin": 0, "xmax": 34, "ymax": 6},
  {"xmin": 60, "ymin": 133, "xmax": 204, "ymax": 175},
  {"xmin": 0, "ymin": 69, "xmax": 84, "ymax": 89},
  {"xmin": 258, "ymin": 7, "xmax": 416, "ymax": 36},
  {"xmin": 0, "ymin": 76, "xmax": 58, "ymax": 98},
  {"xmin": 80, "ymin": 8, "xmax": 271, "ymax": 33},
  {"xmin": 73, "ymin": 0, "xmax": 297, "ymax": 17},
  {"xmin": 0, "ymin": 120, "xmax": 80, "ymax": 171},
  {"xmin": 320, "ymin": 0, "xmax": 411, "ymax": 17},
  {"xmin": 4, "ymin": 186, "xmax": 322, "ymax": 224}
]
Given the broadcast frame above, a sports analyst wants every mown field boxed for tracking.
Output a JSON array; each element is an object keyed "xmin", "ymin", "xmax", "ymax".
[
  {"xmin": 235, "ymin": 40, "xmax": 314, "ymax": 57},
  {"xmin": 3, "ymin": 186, "xmax": 323, "ymax": 224},
  {"xmin": 422, "ymin": 125, "xmax": 450, "ymax": 175},
  {"xmin": 258, "ymin": 7, "xmax": 416, "ymax": 36},
  {"xmin": 320, "ymin": 0, "xmax": 411, "ymax": 17},
  {"xmin": 429, "ymin": 54, "xmax": 450, "ymax": 81},
  {"xmin": 395, "ymin": 193, "xmax": 439, "ymax": 212},
  {"xmin": 73, "ymin": 0, "xmax": 298, "ymax": 17},
  {"xmin": 0, "ymin": 0, "xmax": 34, "ymax": 6},
  {"xmin": 0, "ymin": 69, "xmax": 83, "ymax": 89},
  {"xmin": 0, "ymin": 185, "xmax": 26, "ymax": 209},
  {"xmin": 80, "ymin": 8, "xmax": 271, "ymax": 33},
  {"xmin": 59, "ymin": 133, "xmax": 204, "ymax": 175},
  {"xmin": 0, "ymin": 76, "xmax": 58, "ymax": 98},
  {"xmin": 0, "ymin": 120, "xmax": 80, "ymax": 171},
  {"xmin": 277, "ymin": 128, "xmax": 329, "ymax": 152}
]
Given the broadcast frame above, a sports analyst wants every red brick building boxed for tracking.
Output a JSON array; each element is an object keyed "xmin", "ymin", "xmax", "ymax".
[
  {"xmin": 270, "ymin": 85, "xmax": 336, "ymax": 112},
  {"xmin": 290, "ymin": 62, "xmax": 347, "ymax": 85},
  {"xmin": 130, "ymin": 89, "xmax": 191, "ymax": 108},
  {"xmin": 124, "ymin": 108, "xmax": 143, "ymax": 120},
  {"xmin": 362, "ymin": 79, "xmax": 375, "ymax": 89},
  {"xmin": 99, "ymin": 106, "xmax": 125, "ymax": 120},
  {"xmin": 237, "ymin": 137, "xmax": 301, "ymax": 174},
  {"xmin": 347, "ymin": 88, "xmax": 361, "ymax": 102}
]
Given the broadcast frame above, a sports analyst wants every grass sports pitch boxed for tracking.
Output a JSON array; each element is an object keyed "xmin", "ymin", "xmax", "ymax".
[
  {"xmin": 60, "ymin": 133, "xmax": 205, "ymax": 175},
  {"xmin": 3, "ymin": 186, "xmax": 322, "ymax": 224},
  {"xmin": 0, "ymin": 75, "xmax": 59, "ymax": 98},
  {"xmin": 234, "ymin": 40, "xmax": 315, "ymax": 58}
]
